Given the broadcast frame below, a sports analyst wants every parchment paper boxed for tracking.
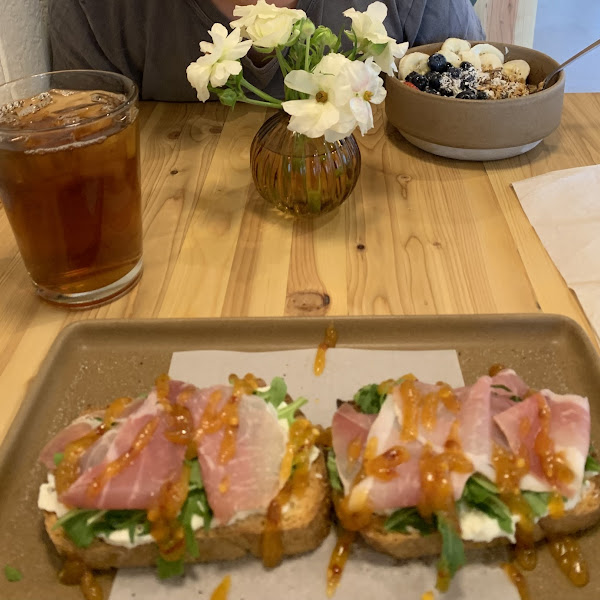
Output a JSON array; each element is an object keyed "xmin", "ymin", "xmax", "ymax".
[
  {"xmin": 512, "ymin": 164, "xmax": 600, "ymax": 339},
  {"xmin": 109, "ymin": 348, "xmax": 519, "ymax": 600}
]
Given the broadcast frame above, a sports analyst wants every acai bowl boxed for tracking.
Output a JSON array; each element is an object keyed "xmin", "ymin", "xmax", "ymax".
[{"xmin": 385, "ymin": 40, "xmax": 565, "ymax": 160}]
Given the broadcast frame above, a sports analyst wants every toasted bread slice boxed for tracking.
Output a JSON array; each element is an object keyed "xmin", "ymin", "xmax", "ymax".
[
  {"xmin": 43, "ymin": 454, "xmax": 331, "ymax": 569},
  {"xmin": 360, "ymin": 474, "xmax": 600, "ymax": 560}
]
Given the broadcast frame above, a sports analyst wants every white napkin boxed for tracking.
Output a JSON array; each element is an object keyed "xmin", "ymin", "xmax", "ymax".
[{"xmin": 512, "ymin": 164, "xmax": 600, "ymax": 337}]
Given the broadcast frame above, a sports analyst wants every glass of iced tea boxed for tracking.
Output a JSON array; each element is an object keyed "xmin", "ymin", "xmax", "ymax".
[{"xmin": 0, "ymin": 70, "xmax": 143, "ymax": 307}]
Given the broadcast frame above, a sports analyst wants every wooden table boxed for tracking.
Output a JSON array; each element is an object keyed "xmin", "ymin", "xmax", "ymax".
[{"xmin": 0, "ymin": 94, "xmax": 599, "ymax": 445}]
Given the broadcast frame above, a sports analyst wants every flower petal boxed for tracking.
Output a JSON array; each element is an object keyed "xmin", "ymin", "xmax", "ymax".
[{"xmin": 284, "ymin": 70, "xmax": 320, "ymax": 96}]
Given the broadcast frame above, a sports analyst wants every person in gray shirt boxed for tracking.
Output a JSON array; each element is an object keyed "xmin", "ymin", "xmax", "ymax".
[{"xmin": 48, "ymin": 0, "xmax": 485, "ymax": 101}]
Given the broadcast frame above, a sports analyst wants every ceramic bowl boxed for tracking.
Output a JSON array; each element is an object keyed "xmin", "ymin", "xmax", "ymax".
[{"xmin": 385, "ymin": 42, "xmax": 565, "ymax": 160}]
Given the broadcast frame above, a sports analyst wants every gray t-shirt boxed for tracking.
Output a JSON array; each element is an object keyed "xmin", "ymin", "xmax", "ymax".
[{"xmin": 48, "ymin": 0, "xmax": 485, "ymax": 101}]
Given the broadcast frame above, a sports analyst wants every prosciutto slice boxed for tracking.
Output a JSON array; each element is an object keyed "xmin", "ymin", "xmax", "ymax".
[
  {"xmin": 332, "ymin": 370, "xmax": 592, "ymax": 514},
  {"xmin": 332, "ymin": 403, "xmax": 377, "ymax": 492},
  {"xmin": 38, "ymin": 411, "xmax": 104, "ymax": 470},
  {"xmin": 543, "ymin": 389, "xmax": 590, "ymax": 497},
  {"xmin": 190, "ymin": 390, "xmax": 287, "ymax": 524},
  {"xmin": 60, "ymin": 391, "xmax": 186, "ymax": 509},
  {"xmin": 493, "ymin": 391, "xmax": 590, "ymax": 497},
  {"xmin": 349, "ymin": 396, "xmax": 422, "ymax": 512}
]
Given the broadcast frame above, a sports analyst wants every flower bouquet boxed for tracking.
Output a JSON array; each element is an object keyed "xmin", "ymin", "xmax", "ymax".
[{"xmin": 187, "ymin": 1, "xmax": 408, "ymax": 216}]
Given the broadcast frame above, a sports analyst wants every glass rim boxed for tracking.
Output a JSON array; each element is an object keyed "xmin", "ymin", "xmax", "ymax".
[{"xmin": 0, "ymin": 69, "xmax": 138, "ymax": 135}]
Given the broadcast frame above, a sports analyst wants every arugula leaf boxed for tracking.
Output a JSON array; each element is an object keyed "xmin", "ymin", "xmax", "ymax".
[
  {"xmin": 276, "ymin": 397, "xmax": 308, "ymax": 424},
  {"xmin": 491, "ymin": 384, "xmax": 511, "ymax": 392},
  {"xmin": 254, "ymin": 377, "xmax": 288, "ymax": 409},
  {"xmin": 156, "ymin": 556, "xmax": 184, "ymax": 579},
  {"xmin": 180, "ymin": 458, "xmax": 213, "ymax": 560},
  {"xmin": 460, "ymin": 475, "xmax": 513, "ymax": 533},
  {"xmin": 187, "ymin": 458, "xmax": 201, "ymax": 488},
  {"xmin": 435, "ymin": 512, "xmax": 465, "ymax": 582},
  {"xmin": 4, "ymin": 565, "xmax": 22, "ymax": 582},
  {"xmin": 54, "ymin": 508, "xmax": 149, "ymax": 548},
  {"xmin": 326, "ymin": 451, "xmax": 343, "ymax": 493},
  {"xmin": 384, "ymin": 507, "xmax": 435, "ymax": 535},
  {"xmin": 522, "ymin": 491, "xmax": 552, "ymax": 518},
  {"xmin": 54, "ymin": 509, "xmax": 103, "ymax": 547},
  {"xmin": 585, "ymin": 452, "xmax": 600, "ymax": 473},
  {"xmin": 53, "ymin": 452, "xmax": 64, "ymax": 466},
  {"xmin": 353, "ymin": 384, "xmax": 386, "ymax": 414},
  {"xmin": 491, "ymin": 385, "xmax": 522, "ymax": 402}
]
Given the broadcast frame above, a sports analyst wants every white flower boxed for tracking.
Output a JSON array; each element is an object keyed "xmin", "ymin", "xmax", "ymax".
[
  {"xmin": 186, "ymin": 23, "xmax": 252, "ymax": 102},
  {"xmin": 231, "ymin": 0, "xmax": 307, "ymax": 48},
  {"xmin": 343, "ymin": 2, "xmax": 390, "ymax": 44},
  {"xmin": 346, "ymin": 58, "xmax": 387, "ymax": 135},
  {"xmin": 343, "ymin": 2, "xmax": 409, "ymax": 75},
  {"xmin": 282, "ymin": 55, "xmax": 356, "ymax": 142}
]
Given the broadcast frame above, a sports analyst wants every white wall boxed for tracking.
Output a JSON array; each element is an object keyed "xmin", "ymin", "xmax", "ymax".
[{"xmin": 0, "ymin": 0, "xmax": 50, "ymax": 85}]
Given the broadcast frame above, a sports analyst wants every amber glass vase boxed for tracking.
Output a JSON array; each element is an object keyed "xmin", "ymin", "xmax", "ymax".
[{"xmin": 250, "ymin": 111, "xmax": 361, "ymax": 217}]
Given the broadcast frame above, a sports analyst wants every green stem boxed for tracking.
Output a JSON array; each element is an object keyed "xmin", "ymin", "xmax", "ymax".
[
  {"xmin": 276, "ymin": 47, "xmax": 290, "ymax": 76},
  {"xmin": 239, "ymin": 96, "xmax": 283, "ymax": 108},
  {"xmin": 304, "ymin": 33, "xmax": 312, "ymax": 71},
  {"xmin": 240, "ymin": 79, "xmax": 282, "ymax": 106}
]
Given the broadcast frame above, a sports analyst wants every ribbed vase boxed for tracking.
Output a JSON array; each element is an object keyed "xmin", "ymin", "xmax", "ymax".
[{"xmin": 250, "ymin": 111, "xmax": 361, "ymax": 217}]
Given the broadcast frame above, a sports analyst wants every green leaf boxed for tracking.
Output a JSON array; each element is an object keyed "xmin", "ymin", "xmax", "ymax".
[
  {"xmin": 353, "ymin": 384, "xmax": 386, "ymax": 414},
  {"xmin": 326, "ymin": 451, "xmax": 343, "ymax": 493},
  {"xmin": 491, "ymin": 384, "xmax": 511, "ymax": 392},
  {"xmin": 435, "ymin": 512, "xmax": 465, "ymax": 581},
  {"xmin": 179, "ymin": 458, "xmax": 213, "ymax": 556},
  {"xmin": 522, "ymin": 491, "xmax": 552, "ymax": 518},
  {"xmin": 460, "ymin": 475, "xmax": 513, "ymax": 534},
  {"xmin": 254, "ymin": 377, "xmax": 288, "ymax": 409},
  {"xmin": 385, "ymin": 507, "xmax": 435, "ymax": 535},
  {"xmin": 186, "ymin": 458, "xmax": 204, "ymax": 490},
  {"xmin": 54, "ymin": 508, "xmax": 149, "ymax": 548},
  {"xmin": 54, "ymin": 509, "xmax": 101, "ymax": 548},
  {"xmin": 53, "ymin": 452, "xmax": 64, "ymax": 466},
  {"xmin": 510, "ymin": 395, "xmax": 523, "ymax": 403},
  {"xmin": 585, "ymin": 452, "xmax": 600, "ymax": 473},
  {"xmin": 276, "ymin": 397, "xmax": 308, "ymax": 425},
  {"xmin": 156, "ymin": 556, "xmax": 184, "ymax": 579},
  {"xmin": 4, "ymin": 565, "xmax": 22, "ymax": 582}
]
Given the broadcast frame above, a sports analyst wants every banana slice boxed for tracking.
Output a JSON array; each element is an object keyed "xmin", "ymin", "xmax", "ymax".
[
  {"xmin": 459, "ymin": 50, "xmax": 482, "ymax": 71},
  {"xmin": 438, "ymin": 49, "xmax": 461, "ymax": 68},
  {"xmin": 502, "ymin": 59, "xmax": 531, "ymax": 82},
  {"xmin": 398, "ymin": 52, "xmax": 430, "ymax": 80},
  {"xmin": 480, "ymin": 53, "xmax": 503, "ymax": 72},
  {"xmin": 441, "ymin": 38, "xmax": 471, "ymax": 54},
  {"xmin": 471, "ymin": 43, "xmax": 505, "ymax": 64}
]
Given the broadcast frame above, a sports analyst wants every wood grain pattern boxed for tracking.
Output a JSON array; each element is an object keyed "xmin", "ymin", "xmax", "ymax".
[
  {"xmin": 475, "ymin": 0, "xmax": 538, "ymax": 47},
  {"xmin": 0, "ymin": 94, "xmax": 598, "ymax": 443}
]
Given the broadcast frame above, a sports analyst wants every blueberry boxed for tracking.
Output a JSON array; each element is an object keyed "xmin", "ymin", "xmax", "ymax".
[
  {"xmin": 476, "ymin": 90, "xmax": 489, "ymax": 100},
  {"xmin": 460, "ymin": 61, "xmax": 473, "ymax": 70},
  {"xmin": 456, "ymin": 90, "xmax": 476, "ymax": 100},
  {"xmin": 439, "ymin": 87, "xmax": 454, "ymax": 97},
  {"xmin": 447, "ymin": 66, "xmax": 462, "ymax": 79},
  {"xmin": 428, "ymin": 53, "xmax": 448, "ymax": 73},
  {"xmin": 425, "ymin": 71, "xmax": 442, "ymax": 91},
  {"xmin": 411, "ymin": 73, "xmax": 428, "ymax": 91},
  {"xmin": 405, "ymin": 71, "xmax": 420, "ymax": 84},
  {"xmin": 425, "ymin": 87, "xmax": 440, "ymax": 95}
]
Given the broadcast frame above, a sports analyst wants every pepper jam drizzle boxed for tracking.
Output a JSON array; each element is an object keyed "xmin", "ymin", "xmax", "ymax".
[
  {"xmin": 262, "ymin": 417, "xmax": 320, "ymax": 568},
  {"xmin": 210, "ymin": 575, "xmax": 232, "ymax": 600},
  {"xmin": 58, "ymin": 557, "xmax": 103, "ymax": 600},
  {"xmin": 501, "ymin": 563, "xmax": 530, "ymax": 600},
  {"xmin": 54, "ymin": 395, "xmax": 133, "ymax": 497},
  {"xmin": 314, "ymin": 323, "xmax": 338, "ymax": 376}
]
